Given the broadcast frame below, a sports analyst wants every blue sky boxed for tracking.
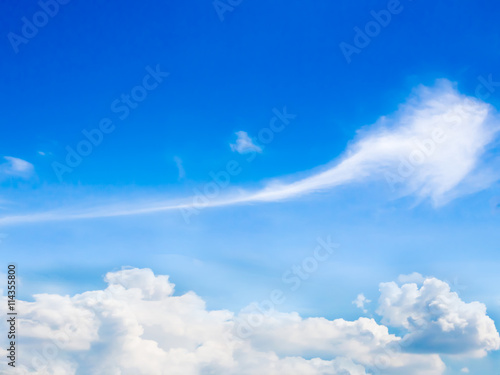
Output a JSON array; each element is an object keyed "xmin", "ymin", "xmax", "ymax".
[{"xmin": 1, "ymin": 1, "xmax": 500, "ymax": 374}]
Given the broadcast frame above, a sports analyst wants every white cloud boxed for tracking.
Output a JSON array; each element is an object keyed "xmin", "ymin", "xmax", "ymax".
[
  {"xmin": 352, "ymin": 293, "xmax": 371, "ymax": 313},
  {"xmin": 230, "ymin": 131, "xmax": 262, "ymax": 154},
  {"xmin": 3, "ymin": 268, "xmax": 498, "ymax": 374},
  {"xmin": 246, "ymin": 80, "xmax": 499, "ymax": 205},
  {"xmin": 377, "ymin": 277, "xmax": 500, "ymax": 357},
  {"xmin": 461, "ymin": 368, "xmax": 470, "ymax": 373},
  {"xmin": 0, "ymin": 156, "xmax": 34, "ymax": 180}
]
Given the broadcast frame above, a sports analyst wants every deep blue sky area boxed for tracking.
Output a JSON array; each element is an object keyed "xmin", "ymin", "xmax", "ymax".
[{"xmin": 1, "ymin": 1, "xmax": 499, "ymax": 187}]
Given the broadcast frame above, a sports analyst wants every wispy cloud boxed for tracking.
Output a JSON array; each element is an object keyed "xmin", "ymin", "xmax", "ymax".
[
  {"xmin": 352, "ymin": 293, "xmax": 371, "ymax": 313},
  {"xmin": 245, "ymin": 80, "xmax": 499, "ymax": 204},
  {"xmin": 230, "ymin": 131, "xmax": 262, "ymax": 154},
  {"xmin": 173, "ymin": 156, "xmax": 185, "ymax": 180},
  {"xmin": 0, "ymin": 156, "xmax": 35, "ymax": 180},
  {"xmin": 1, "ymin": 80, "xmax": 499, "ymax": 226}
]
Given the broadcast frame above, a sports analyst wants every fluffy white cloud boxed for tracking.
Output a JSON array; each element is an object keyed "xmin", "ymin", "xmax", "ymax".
[
  {"xmin": 239, "ymin": 312, "xmax": 444, "ymax": 375},
  {"xmin": 5, "ymin": 269, "xmax": 371, "ymax": 375},
  {"xmin": 230, "ymin": 131, "xmax": 262, "ymax": 154},
  {"xmin": 377, "ymin": 277, "xmax": 500, "ymax": 357},
  {"xmin": 0, "ymin": 156, "xmax": 34, "ymax": 180},
  {"xmin": 3, "ymin": 268, "xmax": 498, "ymax": 374}
]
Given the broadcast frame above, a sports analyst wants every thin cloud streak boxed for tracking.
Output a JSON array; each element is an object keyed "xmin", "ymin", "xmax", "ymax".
[{"xmin": 1, "ymin": 80, "xmax": 498, "ymax": 226}]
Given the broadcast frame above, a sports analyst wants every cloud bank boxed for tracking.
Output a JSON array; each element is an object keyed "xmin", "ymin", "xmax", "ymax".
[
  {"xmin": 3, "ymin": 268, "xmax": 498, "ymax": 374},
  {"xmin": 378, "ymin": 275, "xmax": 500, "ymax": 357},
  {"xmin": 1, "ymin": 80, "xmax": 499, "ymax": 225}
]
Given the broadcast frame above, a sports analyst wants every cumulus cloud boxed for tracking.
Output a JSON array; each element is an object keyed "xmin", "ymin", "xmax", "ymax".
[
  {"xmin": 377, "ymin": 277, "xmax": 500, "ymax": 357},
  {"xmin": 2, "ymin": 268, "xmax": 498, "ymax": 374},
  {"xmin": 0, "ymin": 156, "xmax": 34, "ymax": 180},
  {"xmin": 5, "ymin": 268, "xmax": 371, "ymax": 375},
  {"xmin": 230, "ymin": 131, "xmax": 262, "ymax": 154}
]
